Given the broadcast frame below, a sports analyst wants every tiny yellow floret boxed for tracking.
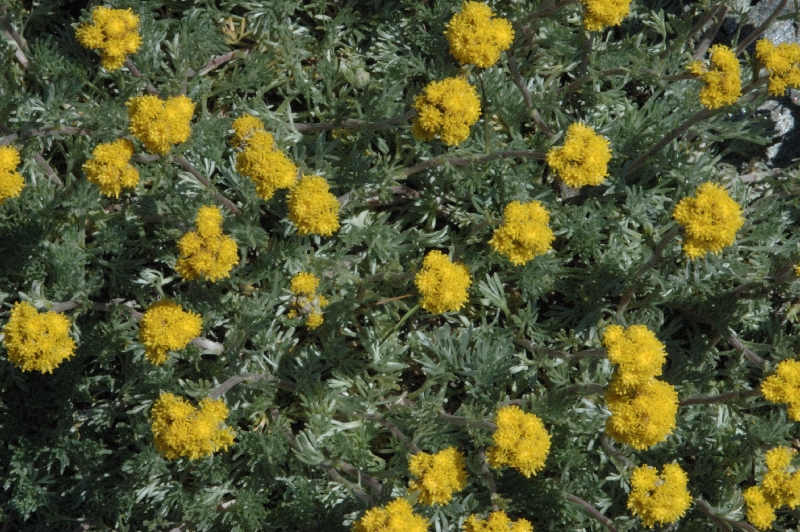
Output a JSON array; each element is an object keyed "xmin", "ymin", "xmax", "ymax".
[
  {"xmin": 150, "ymin": 392, "xmax": 235, "ymax": 460},
  {"xmin": 744, "ymin": 486, "xmax": 777, "ymax": 531},
  {"xmin": 2, "ymin": 301, "xmax": 76, "ymax": 373},
  {"xmin": 487, "ymin": 405, "xmax": 551, "ymax": 478},
  {"xmin": 687, "ymin": 45, "xmax": 742, "ymax": 109},
  {"xmin": 445, "ymin": 2, "xmax": 514, "ymax": 68},
  {"xmin": 83, "ymin": 138, "xmax": 140, "ymax": 197},
  {"xmin": 672, "ymin": 182, "xmax": 744, "ymax": 259},
  {"xmin": 464, "ymin": 510, "xmax": 534, "ymax": 532},
  {"xmin": 232, "ymin": 115, "xmax": 298, "ymax": 200},
  {"xmin": 408, "ymin": 447, "xmax": 468, "ymax": 505},
  {"xmin": 414, "ymin": 250, "xmax": 472, "ymax": 314},
  {"xmin": 762, "ymin": 359, "xmax": 800, "ymax": 421},
  {"xmin": 603, "ymin": 324, "xmax": 667, "ymax": 390},
  {"xmin": 412, "ymin": 77, "xmax": 481, "ymax": 146},
  {"xmin": 489, "ymin": 200, "xmax": 554, "ymax": 266},
  {"xmin": 75, "ymin": 6, "xmax": 142, "ymax": 70},
  {"xmin": 231, "ymin": 115, "xmax": 266, "ymax": 147},
  {"xmin": 0, "ymin": 145, "xmax": 24, "ymax": 204},
  {"xmin": 175, "ymin": 205, "xmax": 239, "ymax": 282},
  {"xmin": 287, "ymin": 175, "xmax": 340, "ymax": 236},
  {"xmin": 287, "ymin": 272, "xmax": 329, "ymax": 329},
  {"xmin": 127, "ymin": 94, "xmax": 195, "ymax": 154},
  {"xmin": 581, "ymin": 0, "xmax": 633, "ymax": 31},
  {"xmin": 627, "ymin": 463, "xmax": 692, "ymax": 528},
  {"xmin": 756, "ymin": 39, "xmax": 800, "ymax": 96},
  {"xmin": 352, "ymin": 498, "xmax": 429, "ymax": 532},
  {"xmin": 605, "ymin": 377, "xmax": 678, "ymax": 450},
  {"xmin": 546, "ymin": 123, "xmax": 612, "ymax": 188},
  {"xmin": 138, "ymin": 300, "xmax": 203, "ymax": 365}
]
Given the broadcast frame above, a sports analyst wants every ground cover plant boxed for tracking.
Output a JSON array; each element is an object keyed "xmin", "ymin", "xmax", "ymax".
[{"xmin": 1, "ymin": 0, "xmax": 800, "ymax": 530}]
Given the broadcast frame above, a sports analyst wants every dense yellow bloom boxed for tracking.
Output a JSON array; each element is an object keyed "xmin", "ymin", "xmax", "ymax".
[
  {"xmin": 75, "ymin": 6, "xmax": 141, "ymax": 70},
  {"xmin": 603, "ymin": 324, "xmax": 667, "ymax": 390},
  {"xmin": 2, "ymin": 301, "xmax": 76, "ymax": 373},
  {"xmin": 487, "ymin": 405, "xmax": 551, "ymax": 477},
  {"xmin": 581, "ymin": 0, "xmax": 632, "ymax": 31},
  {"xmin": 762, "ymin": 359, "xmax": 800, "ymax": 421},
  {"xmin": 755, "ymin": 39, "xmax": 800, "ymax": 96},
  {"xmin": 352, "ymin": 498, "xmax": 428, "ymax": 532},
  {"xmin": 83, "ymin": 138, "xmax": 139, "ymax": 197},
  {"xmin": 231, "ymin": 115, "xmax": 298, "ymax": 200},
  {"xmin": 286, "ymin": 175, "xmax": 340, "ymax": 236},
  {"xmin": 287, "ymin": 272, "xmax": 329, "ymax": 329},
  {"xmin": 150, "ymin": 392, "xmax": 235, "ymax": 460},
  {"xmin": 744, "ymin": 486, "xmax": 777, "ymax": 531},
  {"xmin": 672, "ymin": 182, "xmax": 744, "ymax": 259},
  {"xmin": 687, "ymin": 45, "xmax": 742, "ymax": 109},
  {"xmin": 412, "ymin": 77, "xmax": 481, "ymax": 146},
  {"xmin": 408, "ymin": 447, "xmax": 467, "ymax": 505},
  {"xmin": 546, "ymin": 123, "xmax": 612, "ymax": 188},
  {"xmin": 175, "ymin": 205, "xmax": 239, "ymax": 281},
  {"xmin": 464, "ymin": 511, "xmax": 533, "ymax": 532},
  {"xmin": 138, "ymin": 300, "xmax": 203, "ymax": 365},
  {"xmin": 762, "ymin": 446, "xmax": 800, "ymax": 509},
  {"xmin": 0, "ymin": 145, "xmax": 24, "ymax": 204},
  {"xmin": 627, "ymin": 463, "xmax": 692, "ymax": 528},
  {"xmin": 127, "ymin": 94, "xmax": 195, "ymax": 154},
  {"xmin": 796, "ymin": 263, "xmax": 800, "ymax": 277},
  {"xmin": 445, "ymin": 2, "xmax": 514, "ymax": 68},
  {"xmin": 414, "ymin": 250, "xmax": 472, "ymax": 314},
  {"xmin": 489, "ymin": 200, "xmax": 554, "ymax": 266},
  {"xmin": 605, "ymin": 377, "xmax": 678, "ymax": 450}
]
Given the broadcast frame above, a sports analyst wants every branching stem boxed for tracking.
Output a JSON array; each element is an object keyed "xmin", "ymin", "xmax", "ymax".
[
  {"xmin": 438, "ymin": 412, "xmax": 497, "ymax": 432},
  {"xmin": 359, "ymin": 413, "xmax": 420, "ymax": 454},
  {"xmin": 616, "ymin": 226, "xmax": 682, "ymax": 314},
  {"xmin": 124, "ymin": 58, "xmax": 158, "ymax": 95},
  {"xmin": 172, "ymin": 155, "xmax": 240, "ymax": 215},
  {"xmin": 566, "ymin": 493, "xmax": 618, "ymax": 532},
  {"xmin": 680, "ymin": 389, "xmax": 761, "ymax": 407}
]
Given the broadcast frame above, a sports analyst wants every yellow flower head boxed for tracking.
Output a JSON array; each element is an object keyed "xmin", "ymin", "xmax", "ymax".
[
  {"xmin": 175, "ymin": 205, "xmax": 239, "ymax": 282},
  {"xmin": 352, "ymin": 498, "xmax": 428, "ymax": 532},
  {"xmin": 744, "ymin": 486, "xmax": 777, "ymax": 531},
  {"xmin": 464, "ymin": 510, "xmax": 533, "ymax": 532},
  {"xmin": 445, "ymin": 2, "xmax": 514, "ymax": 68},
  {"xmin": 605, "ymin": 377, "xmax": 678, "ymax": 450},
  {"xmin": 687, "ymin": 45, "xmax": 742, "ymax": 109},
  {"xmin": 762, "ymin": 359, "xmax": 800, "ymax": 421},
  {"xmin": 414, "ymin": 250, "xmax": 472, "ymax": 314},
  {"xmin": 287, "ymin": 272, "xmax": 329, "ymax": 329},
  {"xmin": 2, "ymin": 301, "xmax": 76, "ymax": 373},
  {"xmin": 546, "ymin": 123, "xmax": 612, "ymax": 188},
  {"xmin": 286, "ymin": 175, "xmax": 340, "ymax": 236},
  {"xmin": 408, "ymin": 447, "xmax": 468, "ymax": 505},
  {"xmin": 627, "ymin": 463, "xmax": 692, "ymax": 528},
  {"xmin": 761, "ymin": 446, "xmax": 800, "ymax": 509},
  {"xmin": 150, "ymin": 392, "xmax": 235, "ymax": 460},
  {"xmin": 489, "ymin": 200, "xmax": 554, "ymax": 266},
  {"xmin": 487, "ymin": 405, "xmax": 551, "ymax": 478},
  {"xmin": 127, "ymin": 94, "xmax": 195, "ymax": 154},
  {"xmin": 75, "ymin": 6, "xmax": 142, "ymax": 70},
  {"xmin": 138, "ymin": 300, "xmax": 203, "ymax": 365},
  {"xmin": 581, "ymin": 0, "xmax": 633, "ymax": 31},
  {"xmin": 672, "ymin": 182, "xmax": 744, "ymax": 259},
  {"xmin": 83, "ymin": 138, "xmax": 140, "ymax": 197},
  {"xmin": 232, "ymin": 115, "xmax": 298, "ymax": 200},
  {"xmin": 0, "ymin": 145, "xmax": 24, "ymax": 204},
  {"xmin": 603, "ymin": 324, "xmax": 667, "ymax": 390},
  {"xmin": 755, "ymin": 39, "xmax": 800, "ymax": 96},
  {"xmin": 412, "ymin": 77, "xmax": 481, "ymax": 146}
]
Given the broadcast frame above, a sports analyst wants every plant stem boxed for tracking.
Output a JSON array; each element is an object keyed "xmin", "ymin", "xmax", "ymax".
[
  {"xmin": 293, "ymin": 109, "xmax": 417, "ymax": 133},
  {"xmin": 680, "ymin": 389, "xmax": 761, "ymax": 407},
  {"xmin": 601, "ymin": 435, "xmax": 634, "ymax": 467},
  {"xmin": 514, "ymin": 338, "xmax": 607, "ymax": 363},
  {"xmin": 506, "ymin": 49, "xmax": 555, "ymax": 137},
  {"xmin": 692, "ymin": 6, "xmax": 729, "ymax": 59},
  {"xmin": 186, "ymin": 50, "xmax": 249, "ymax": 78},
  {"xmin": 478, "ymin": 450, "xmax": 500, "ymax": 511},
  {"xmin": 735, "ymin": 0, "xmax": 788, "ymax": 55},
  {"xmin": 403, "ymin": 149, "xmax": 546, "ymax": 176},
  {"xmin": 727, "ymin": 333, "xmax": 768, "ymax": 370},
  {"xmin": 32, "ymin": 154, "xmax": 63, "ymax": 186},
  {"xmin": 695, "ymin": 497, "xmax": 759, "ymax": 532},
  {"xmin": 172, "ymin": 155, "xmax": 240, "ymax": 215},
  {"xmin": 438, "ymin": 412, "xmax": 497, "ymax": 432},
  {"xmin": 208, "ymin": 373, "xmax": 297, "ymax": 399},
  {"xmin": 560, "ymin": 383, "xmax": 606, "ymax": 396},
  {"xmin": 359, "ymin": 413, "xmax": 421, "ymax": 453},
  {"xmin": 566, "ymin": 493, "xmax": 618, "ymax": 532},
  {"xmin": 616, "ymin": 226, "xmax": 682, "ymax": 314}
]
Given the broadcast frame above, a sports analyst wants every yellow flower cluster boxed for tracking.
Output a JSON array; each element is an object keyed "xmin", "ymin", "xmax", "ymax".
[
  {"xmin": 489, "ymin": 200, "xmax": 554, "ymax": 266},
  {"xmin": 546, "ymin": 123, "xmax": 612, "ymax": 188},
  {"xmin": 603, "ymin": 324, "xmax": 667, "ymax": 390},
  {"xmin": 231, "ymin": 115, "xmax": 298, "ymax": 200},
  {"xmin": 445, "ymin": 2, "xmax": 514, "ymax": 68},
  {"xmin": 352, "ymin": 498, "xmax": 428, "ymax": 532},
  {"xmin": 83, "ymin": 138, "xmax": 140, "ymax": 197},
  {"xmin": 627, "ymin": 463, "xmax": 692, "ymax": 528},
  {"xmin": 744, "ymin": 446, "xmax": 800, "ymax": 530},
  {"xmin": 687, "ymin": 45, "xmax": 742, "ymax": 109},
  {"xmin": 412, "ymin": 77, "xmax": 481, "ymax": 146},
  {"xmin": 581, "ymin": 0, "xmax": 633, "ymax": 31},
  {"xmin": 487, "ymin": 405, "xmax": 551, "ymax": 478},
  {"xmin": 127, "ymin": 94, "xmax": 195, "ymax": 155},
  {"xmin": 672, "ymin": 182, "xmax": 744, "ymax": 259},
  {"xmin": 0, "ymin": 146, "xmax": 24, "ymax": 204},
  {"xmin": 138, "ymin": 300, "xmax": 203, "ymax": 365},
  {"xmin": 755, "ymin": 39, "xmax": 800, "ymax": 96},
  {"xmin": 464, "ymin": 510, "xmax": 533, "ymax": 532},
  {"xmin": 75, "ymin": 6, "xmax": 141, "ymax": 71},
  {"xmin": 175, "ymin": 205, "xmax": 239, "ymax": 281},
  {"xmin": 605, "ymin": 378, "xmax": 678, "ymax": 450},
  {"xmin": 408, "ymin": 447, "xmax": 468, "ymax": 505},
  {"xmin": 2, "ymin": 301, "xmax": 76, "ymax": 373},
  {"xmin": 414, "ymin": 250, "xmax": 472, "ymax": 314},
  {"xmin": 762, "ymin": 359, "xmax": 800, "ymax": 421},
  {"xmin": 286, "ymin": 175, "xmax": 340, "ymax": 236},
  {"xmin": 287, "ymin": 272, "xmax": 329, "ymax": 329},
  {"xmin": 150, "ymin": 392, "xmax": 235, "ymax": 460}
]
